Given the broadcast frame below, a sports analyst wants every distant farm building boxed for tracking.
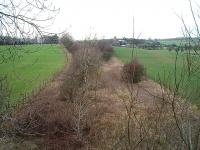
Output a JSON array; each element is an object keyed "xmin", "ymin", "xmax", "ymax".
[{"xmin": 112, "ymin": 38, "xmax": 128, "ymax": 46}]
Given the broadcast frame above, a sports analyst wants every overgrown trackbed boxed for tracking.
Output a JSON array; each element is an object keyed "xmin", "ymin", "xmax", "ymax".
[{"xmin": 14, "ymin": 57, "xmax": 164, "ymax": 149}]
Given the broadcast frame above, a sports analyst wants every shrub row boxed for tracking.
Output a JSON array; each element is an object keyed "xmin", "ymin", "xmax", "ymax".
[
  {"xmin": 60, "ymin": 34, "xmax": 114, "ymax": 61},
  {"xmin": 61, "ymin": 44, "xmax": 102, "ymax": 138}
]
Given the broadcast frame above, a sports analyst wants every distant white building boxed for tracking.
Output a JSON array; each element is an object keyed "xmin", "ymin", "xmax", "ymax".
[{"xmin": 112, "ymin": 38, "xmax": 128, "ymax": 46}]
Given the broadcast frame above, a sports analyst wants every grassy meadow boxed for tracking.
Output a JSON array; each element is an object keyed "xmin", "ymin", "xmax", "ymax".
[
  {"xmin": 114, "ymin": 46, "xmax": 200, "ymax": 106},
  {"xmin": 0, "ymin": 44, "xmax": 66, "ymax": 104}
]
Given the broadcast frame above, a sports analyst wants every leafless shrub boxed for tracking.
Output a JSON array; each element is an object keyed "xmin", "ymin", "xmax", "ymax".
[
  {"xmin": 62, "ymin": 48, "xmax": 101, "ymax": 102},
  {"xmin": 96, "ymin": 40, "xmax": 114, "ymax": 61},
  {"xmin": 60, "ymin": 33, "xmax": 80, "ymax": 54},
  {"xmin": 111, "ymin": 83, "xmax": 200, "ymax": 149},
  {"xmin": 69, "ymin": 42, "xmax": 80, "ymax": 53},
  {"xmin": 122, "ymin": 58, "xmax": 145, "ymax": 83}
]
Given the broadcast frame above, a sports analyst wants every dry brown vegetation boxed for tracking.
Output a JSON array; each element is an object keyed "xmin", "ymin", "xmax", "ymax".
[
  {"xmin": 1, "ymin": 0, "xmax": 200, "ymax": 148},
  {"xmin": 1, "ymin": 37, "xmax": 200, "ymax": 149}
]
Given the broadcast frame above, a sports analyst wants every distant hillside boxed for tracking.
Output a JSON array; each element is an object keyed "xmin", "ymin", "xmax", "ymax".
[{"xmin": 157, "ymin": 37, "xmax": 198, "ymax": 46}]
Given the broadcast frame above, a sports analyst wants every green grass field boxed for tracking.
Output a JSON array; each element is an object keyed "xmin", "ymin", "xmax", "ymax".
[
  {"xmin": 0, "ymin": 44, "xmax": 66, "ymax": 104},
  {"xmin": 157, "ymin": 38, "xmax": 198, "ymax": 46},
  {"xmin": 158, "ymin": 38, "xmax": 186, "ymax": 45},
  {"xmin": 114, "ymin": 46, "xmax": 200, "ymax": 106}
]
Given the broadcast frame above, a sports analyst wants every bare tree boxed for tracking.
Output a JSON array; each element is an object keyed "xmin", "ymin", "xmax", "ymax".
[
  {"xmin": 0, "ymin": 0, "xmax": 59, "ymax": 63},
  {"xmin": 0, "ymin": 0, "xmax": 59, "ymax": 37}
]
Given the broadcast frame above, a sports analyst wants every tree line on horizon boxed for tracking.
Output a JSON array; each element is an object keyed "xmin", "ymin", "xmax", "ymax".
[
  {"xmin": 0, "ymin": 34, "xmax": 59, "ymax": 45},
  {"xmin": 113, "ymin": 37, "xmax": 200, "ymax": 51}
]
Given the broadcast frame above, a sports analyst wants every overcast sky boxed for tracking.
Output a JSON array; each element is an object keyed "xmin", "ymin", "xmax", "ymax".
[{"xmin": 51, "ymin": 0, "xmax": 199, "ymax": 40}]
